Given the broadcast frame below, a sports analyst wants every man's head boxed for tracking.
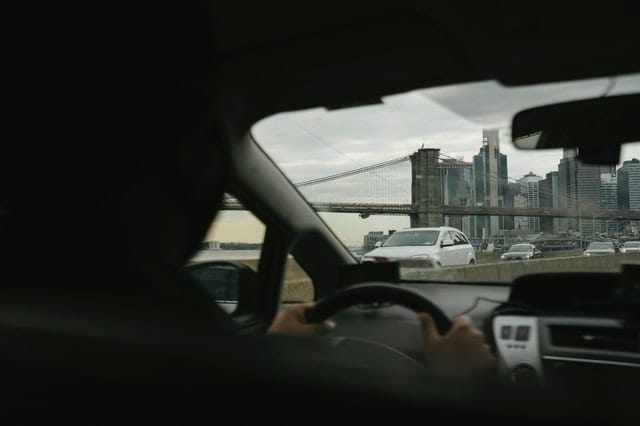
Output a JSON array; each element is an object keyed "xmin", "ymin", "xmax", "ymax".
[{"xmin": 2, "ymin": 3, "xmax": 225, "ymax": 270}]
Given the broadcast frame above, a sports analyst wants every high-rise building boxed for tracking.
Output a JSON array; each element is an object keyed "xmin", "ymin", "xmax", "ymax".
[
  {"xmin": 618, "ymin": 158, "xmax": 640, "ymax": 231},
  {"xmin": 498, "ymin": 152, "xmax": 510, "ymax": 231},
  {"xmin": 440, "ymin": 158, "xmax": 473, "ymax": 236},
  {"xmin": 600, "ymin": 166, "xmax": 618, "ymax": 235},
  {"xmin": 557, "ymin": 148, "xmax": 579, "ymax": 233},
  {"xmin": 518, "ymin": 172, "xmax": 543, "ymax": 232},
  {"xmin": 539, "ymin": 171, "xmax": 559, "ymax": 234},
  {"xmin": 557, "ymin": 148, "xmax": 602, "ymax": 237},
  {"xmin": 472, "ymin": 129, "xmax": 507, "ymax": 238},
  {"xmin": 618, "ymin": 158, "xmax": 640, "ymax": 210}
]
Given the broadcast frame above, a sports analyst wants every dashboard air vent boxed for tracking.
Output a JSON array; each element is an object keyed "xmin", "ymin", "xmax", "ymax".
[{"xmin": 549, "ymin": 325, "xmax": 639, "ymax": 352}]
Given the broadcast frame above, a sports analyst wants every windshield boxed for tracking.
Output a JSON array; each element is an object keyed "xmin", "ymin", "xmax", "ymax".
[
  {"xmin": 625, "ymin": 242, "xmax": 640, "ymax": 248},
  {"xmin": 382, "ymin": 230, "xmax": 439, "ymax": 247},
  {"xmin": 509, "ymin": 245, "xmax": 533, "ymax": 253},
  {"xmin": 252, "ymin": 76, "xmax": 640, "ymax": 282},
  {"xmin": 588, "ymin": 242, "xmax": 614, "ymax": 250}
]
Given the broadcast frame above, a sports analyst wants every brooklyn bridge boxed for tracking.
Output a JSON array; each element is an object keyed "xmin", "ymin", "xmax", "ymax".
[{"xmin": 222, "ymin": 148, "xmax": 640, "ymax": 225}]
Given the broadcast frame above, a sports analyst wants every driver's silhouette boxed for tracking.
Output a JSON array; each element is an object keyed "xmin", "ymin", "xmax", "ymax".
[{"xmin": 1, "ymin": 2, "xmax": 495, "ymax": 385}]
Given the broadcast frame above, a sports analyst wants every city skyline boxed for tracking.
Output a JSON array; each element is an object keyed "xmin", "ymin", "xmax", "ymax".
[
  {"xmin": 214, "ymin": 81, "xmax": 640, "ymax": 246},
  {"xmin": 207, "ymin": 139, "xmax": 640, "ymax": 246}
]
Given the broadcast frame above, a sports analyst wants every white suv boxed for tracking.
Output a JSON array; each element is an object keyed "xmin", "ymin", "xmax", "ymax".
[{"xmin": 361, "ymin": 226, "xmax": 476, "ymax": 267}]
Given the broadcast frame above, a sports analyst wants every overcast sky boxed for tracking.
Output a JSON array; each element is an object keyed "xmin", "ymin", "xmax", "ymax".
[{"xmin": 209, "ymin": 76, "xmax": 640, "ymax": 247}]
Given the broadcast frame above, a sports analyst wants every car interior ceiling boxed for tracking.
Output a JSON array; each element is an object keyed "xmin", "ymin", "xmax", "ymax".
[{"xmin": 2, "ymin": 2, "xmax": 639, "ymax": 423}]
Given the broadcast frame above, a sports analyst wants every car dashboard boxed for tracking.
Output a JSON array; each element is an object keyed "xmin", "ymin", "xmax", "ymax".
[
  {"xmin": 326, "ymin": 268, "xmax": 640, "ymax": 391},
  {"xmin": 493, "ymin": 315, "xmax": 639, "ymax": 388}
]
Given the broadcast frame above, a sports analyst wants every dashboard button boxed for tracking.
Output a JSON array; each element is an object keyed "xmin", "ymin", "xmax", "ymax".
[
  {"xmin": 515, "ymin": 326, "xmax": 531, "ymax": 341},
  {"xmin": 500, "ymin": 325, "xmax": 513, "ymax": 339}
]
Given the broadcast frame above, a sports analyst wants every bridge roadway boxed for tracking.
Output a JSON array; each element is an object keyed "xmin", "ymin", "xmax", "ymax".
[{"xmin": 221, "ymin": 200, "xmax": 640, "ymax": 220}]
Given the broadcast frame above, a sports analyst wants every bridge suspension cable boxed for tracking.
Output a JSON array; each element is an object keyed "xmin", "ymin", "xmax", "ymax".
[
  {"xmin": 295, "ymin": 155, "xmax": 411, "ymax": 187},
  {"xmin": 296, "ymin": 151, "xmax": 472, "ymax": 188}
]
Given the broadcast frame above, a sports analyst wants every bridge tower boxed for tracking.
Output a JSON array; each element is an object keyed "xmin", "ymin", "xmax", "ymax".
[{"xmin": 410, "ymin": 148, "xmax": 443, "ymax": 227}]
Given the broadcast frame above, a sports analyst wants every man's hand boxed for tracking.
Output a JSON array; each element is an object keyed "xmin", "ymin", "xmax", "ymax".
[
  {"xmin": 267, "ymin": 302, "xmax": 336, "ymax": 335},
  {"xmin": 419, "ymin": 313, "xmax": 496, "ymax": 382}
]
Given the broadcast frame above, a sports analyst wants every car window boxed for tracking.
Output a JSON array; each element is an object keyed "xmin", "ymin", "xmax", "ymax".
[
  {"xmin": 191, "ymin": 196, "xmax": 265, "ymax": 268},
  {"xmin": 252, "ymin": 77, "xmax": 640, "ymax": 282},
  {"xmin": 456, "ymin": 232, "xmax": 469, "ymax": 245},
  {"xmin": 382, "ymin": 230, "xmax": 439, "ymax": 246},
  {"xmin": 187, "ymin": 196, "xmax": 265, "ymax": 312},
  {"xmin": 509, "ymin": 245, "xmax": 533, "ymax": 252},
  {"xmin": 442, "ymin": 231, "xmax": 454, "ymax": 243},
  {"xmin": 451, "ymin": 232, "xmax": 466, "ymax": 245},
  {"xmin": 187, "ymin": 196, "xmax": 314, "ymax": 308},
  {"xmin": 587, "ymin": 242, "xmax": 614, "ymax": 250}
]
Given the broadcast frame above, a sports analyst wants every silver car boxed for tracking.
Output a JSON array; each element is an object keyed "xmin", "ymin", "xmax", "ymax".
[
  {"xmin": 583, "ymin": 241, "xmax": 616, "ymax": 256},
  {"xmin": 361, "ymin": 226, "xmax": 476, "ymax": 267},
  {"xmin": 620, "ymin": 241, "xmax": 640, "ymax": 253}
]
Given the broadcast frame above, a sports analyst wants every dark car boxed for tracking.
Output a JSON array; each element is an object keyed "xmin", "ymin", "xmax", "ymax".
[{"xmin": 500, "ymin": 243, "xmax": 543, "ymax": 260}]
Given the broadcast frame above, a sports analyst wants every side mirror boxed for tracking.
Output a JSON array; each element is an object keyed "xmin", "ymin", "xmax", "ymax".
[
  {"xmin": 184, "ymin": 261, "xmax": 258, "ymax": 314},
  {"xmin": 441, "ymin": 238, "xmax": 454, "ymax": 247},
  {"xmin": 374, "ymin": 241, "xmax": 382, "ymax": 248}
]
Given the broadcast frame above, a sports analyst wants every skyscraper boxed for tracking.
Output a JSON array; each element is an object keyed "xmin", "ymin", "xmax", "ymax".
[
  {"xmin": 557, "ymin": 148, "xmax": 578, "ymax": 233},
  {"xmin": 440, "ymin": 158, "xmax": 473, "ymax": 236},
  {"xmin": 472, "ymin": 129, "xmax": 507, "ymax": 238},
  {"xmin": 618, "ymin": 158, "xmax": 640, "ymax": 210},
  {"xmin": 498, "ymin": 150, "xmax": 510, "ymax": 231},
  {"xmin": 600, "ymin": 166, "xmax": 618, "ymax": 235},
  {"xmin": 539, "ymin": 171, "xmax": 559, "ymax": 234},
  {"xmin": 557, "ymin": 148, "xmax": 602, "ymax": 237},
  {"xmin": 618, "ymin": 158, "xmax": 640, "ymax": 231},
  {"xmin": 518, "ymin": 172, "xmax": 543, "ymax": 232}
]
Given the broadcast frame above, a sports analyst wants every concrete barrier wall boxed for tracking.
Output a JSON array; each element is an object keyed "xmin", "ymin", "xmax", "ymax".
[{"xmin": 401, "ymin": 254, "xmax": 640, "ymax": 282}]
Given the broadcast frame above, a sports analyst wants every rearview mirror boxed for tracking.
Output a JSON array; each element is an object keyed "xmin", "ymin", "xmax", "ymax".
[{"xmin": 511, "ymin": 94, "xmax": 640, "ymax": 165}]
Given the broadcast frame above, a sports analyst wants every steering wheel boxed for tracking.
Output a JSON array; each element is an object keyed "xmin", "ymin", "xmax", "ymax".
[
  {"xmin": 305, "ymin": 282, "xmax": 452, "ymax": 335},
  {"xmin": 303, "ymin": 283, "xmax": 452, "ymax": 373}
]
